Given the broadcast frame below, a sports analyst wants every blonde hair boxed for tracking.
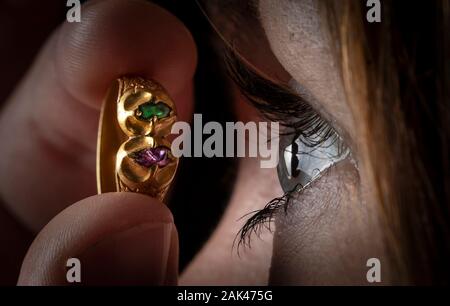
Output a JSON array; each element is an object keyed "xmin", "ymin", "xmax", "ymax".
[{"xmin": 323, "ymin": 0, "xmax": 450, "ymax": 284}]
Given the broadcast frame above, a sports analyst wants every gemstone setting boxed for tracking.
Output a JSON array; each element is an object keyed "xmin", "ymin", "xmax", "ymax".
[
  {"xmin": 130, "ymin": 147, "xmax": 171, "ymax": 168},
  {"xmin": 136, "ymin": 101, "xmax": 171, "ymax": 121}
]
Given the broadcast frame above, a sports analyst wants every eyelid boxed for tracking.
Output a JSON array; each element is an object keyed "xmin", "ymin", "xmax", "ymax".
[{"xmin": 288, "ymin": 78, "xmax": 355, "ymax": 154}]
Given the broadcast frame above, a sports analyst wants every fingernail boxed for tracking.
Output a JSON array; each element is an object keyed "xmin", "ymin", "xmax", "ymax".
[{"xmin": 80, "ymin": 222, "xmax": 173, "ymax": 285}]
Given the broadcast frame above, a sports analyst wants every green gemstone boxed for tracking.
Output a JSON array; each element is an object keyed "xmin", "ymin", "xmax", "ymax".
[{"xmin": 137, "ymin": 101, "xmax": 171, "ymax": 120}]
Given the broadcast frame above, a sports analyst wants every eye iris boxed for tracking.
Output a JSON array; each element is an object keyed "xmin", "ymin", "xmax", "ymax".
[
  {"xmin": 137, "ymin": 102, "xmax": 171, "ymax": 120},
  {"xmin": 278, "ymin": 133, "xmax": 350, "ymax": 194}
]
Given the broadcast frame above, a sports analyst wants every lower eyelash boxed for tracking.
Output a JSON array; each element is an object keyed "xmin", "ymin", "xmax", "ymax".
[{"xmin": 234, "ymin": 184, "xmax": 301, "ymax": 252}]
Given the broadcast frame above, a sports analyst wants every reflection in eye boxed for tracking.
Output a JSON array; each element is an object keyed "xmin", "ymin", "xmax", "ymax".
[{"xmin": 278, "ymin": 130, "xmax": 349, "ymax": 193}]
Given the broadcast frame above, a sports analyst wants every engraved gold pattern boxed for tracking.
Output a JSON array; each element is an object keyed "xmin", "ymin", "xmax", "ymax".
[{"xmin": 97, "ymin": 77, "xmax": 178, "ymax": 202}]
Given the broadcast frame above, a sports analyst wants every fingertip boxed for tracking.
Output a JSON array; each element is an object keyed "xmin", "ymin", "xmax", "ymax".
[
  {"xmin": 74, "ymin": 192, "xmax": 175, "ymax": 226},
  {"xmin": 56, "ymin": 0, "xmax": 197, "ymax": 109},
  {"xmin": 18, "ymin": 192, "xmax": 177, "ymax": 285}
]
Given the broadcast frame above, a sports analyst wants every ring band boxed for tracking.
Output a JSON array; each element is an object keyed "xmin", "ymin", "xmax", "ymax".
[{"xmin": 96, "ymin": 76, "xmax": 178, "ymax": 202}]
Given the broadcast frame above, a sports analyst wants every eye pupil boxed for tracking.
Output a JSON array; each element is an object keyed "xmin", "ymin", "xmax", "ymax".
[{"xmin": 291, "ymin": 141, "xmax": 300, "ymax": 178}]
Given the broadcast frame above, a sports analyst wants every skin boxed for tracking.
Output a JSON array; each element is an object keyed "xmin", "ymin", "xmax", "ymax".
[
  {"xmin": 0, "ymin": 0, "xmax": 389, "ymax": 285},
  {"xmin": 259, "ymin": 0, "xmax": 390, "ymax": 284},
  {"xmin": 183, "ymin": 0, "xmax": 390, "ymax": 285}
]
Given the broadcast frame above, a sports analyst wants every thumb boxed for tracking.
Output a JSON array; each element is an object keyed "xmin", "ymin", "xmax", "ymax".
[{"xmin": 17, "ymin": 193, "xmax": 178, "ymax": 285}]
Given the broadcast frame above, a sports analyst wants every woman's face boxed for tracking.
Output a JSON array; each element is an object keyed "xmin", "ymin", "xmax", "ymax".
[{"xmin": 181, "ymin": 0, "xmax": 389, "ymax": 285}]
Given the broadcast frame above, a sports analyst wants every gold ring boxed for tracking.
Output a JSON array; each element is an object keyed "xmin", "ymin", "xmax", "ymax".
[{"xmin": 96, "ymin": 76, "xmax": 179, "ymax": 202}]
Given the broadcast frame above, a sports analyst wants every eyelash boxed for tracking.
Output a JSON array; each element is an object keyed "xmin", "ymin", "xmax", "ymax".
[
  {"xmin": 224, "ymin": 51, "xmax": 337, "ymax": 146},
  {"xmin": 224, "ymin": 51, "xmax": 342, "ymax": 249},
  {"xmin": 234, "ymin": 184, "xmax": 301, "ymax": 251}
]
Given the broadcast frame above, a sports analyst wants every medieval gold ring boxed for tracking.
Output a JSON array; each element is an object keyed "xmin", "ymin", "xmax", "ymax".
[{"xmin": 96, "ymin": 76, "xmax": 178, "ymax": 202}]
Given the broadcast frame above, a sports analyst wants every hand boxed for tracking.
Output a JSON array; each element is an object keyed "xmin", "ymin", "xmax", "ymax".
[{"xmin": 0, "ymin": 0, "xmax": 197, "ymax": 285}]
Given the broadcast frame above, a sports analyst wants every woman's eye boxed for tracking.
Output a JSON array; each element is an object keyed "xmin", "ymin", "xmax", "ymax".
[{"xmin": 277, "ymin": 130, "xmax": 349, "ymax": 193}]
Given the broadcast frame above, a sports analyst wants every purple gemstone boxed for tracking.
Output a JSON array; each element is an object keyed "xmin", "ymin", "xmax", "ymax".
[{"xmin": 131, "ymin": 147, "xmax": 170, "ymax": 168}]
